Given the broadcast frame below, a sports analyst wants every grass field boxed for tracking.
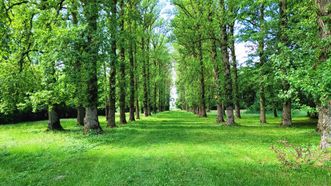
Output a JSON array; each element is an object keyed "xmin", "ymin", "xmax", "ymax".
[{"xmin": 0, "ymin": 111, "xmax": 330, "ymax": 185}]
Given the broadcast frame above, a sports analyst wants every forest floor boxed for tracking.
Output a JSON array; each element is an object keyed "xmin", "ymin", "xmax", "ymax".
[{"xmin": 0, "ymin": 111, "xmax": 330, "ymax": 185}]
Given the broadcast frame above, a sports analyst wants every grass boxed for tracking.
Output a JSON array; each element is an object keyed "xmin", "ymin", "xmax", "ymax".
[{"xmin": 0, "ymin": 110, "xmax": 330, "ymax": 186}]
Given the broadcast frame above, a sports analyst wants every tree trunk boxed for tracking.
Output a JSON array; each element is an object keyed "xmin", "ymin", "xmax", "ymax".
[
  {"xmin": 128, "ymin": 0, "xmax": 135, "ymax": 122},
  {"xmin": 136, "ymin": 99, "xmax": 140, "ymax": 119},
  {"xmin": 198, "ymin": 37, "xmax": 207, "ymax": 117},
  {"xmin": 108, "ymin": 0, "xmax": 117, "ymax": 128},
  {"xmin": 319, "ymin": 103, "xmax": 331, "ymax": 149},
  {"xmin": 158, "ymin": 67, "xmax": 164, "ymax": 112},
  {"xmin": 134, "ymin": 39, "xmax": 140, "ymax": 120},
  {"xmin": 211, "ymin": 37, "xmax": 224, "ymax": 123},
  {"xmin": 229, "ymin": 22, "xmax": 241, "ymax": 119},
  {"xmin": 142, "ymin": 38, "xmax": 149, "ymax": 117},
  {"xmin": 146, "ymin": 37, "xmax": 152, "ymax": 116},
  {"xmin": 260, "ymin": 91, "xmax": 267, "ymax": 124},
  {"xmin": 83, "ymin": 0, "xmax": 102, "ymax": 133},
  {"xmin": 220, "ymin": 0, "xmax": 234, "ymax": 125},
  {"xmin": 282, "ymin": 100, "xmax": 292, "ymax": 126},
  {"xmin": 119, "ymin": 0, "xmax": 127, "ymax": 124},
  {"xmin": 153, "ymin": 80, "xmax": 158, "ymax": 113},
  {"xmin": 84, "ymin": 106, "xmax": 102, "ymax": 133},
  {"xmin": 71, "ymin": 7, "xmax": 85, "ymax": 126},
  {"xmin": 279, "ymin": 0, "xmax": 292, "ymax": 126},
  {"xmin": 273, "ymin": 107, "xmax": 278, "ymax": 118},
  {"xmin": 84, "ymin": 70, "xmax": 102, "ymax": 132},
  {"xmin": 259, "ymin": 3, "xmax": 267, "ymax": 124},
  {"xmin": 129, "ymin": 31, "xmax": 135, "ymax": 122},
  {"xmin": 48, "ymin": 105, "xmax": 63, "ymax": 131},
  {"xmin": 77, "ymin": 105, "xmax": 85, "ymax": 126},
  {"xmin": 217, "ymin": 104, "xmax": 225, "ymax": 123},
  {"xmin": 315, "ymin": 0, "xmax": 330, "ymax": 150}
]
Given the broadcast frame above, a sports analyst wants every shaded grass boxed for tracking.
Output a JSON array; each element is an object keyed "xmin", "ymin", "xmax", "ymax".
[{"xmin": 0, "ymin": 110, "xmax": 330, "ymax": 186}]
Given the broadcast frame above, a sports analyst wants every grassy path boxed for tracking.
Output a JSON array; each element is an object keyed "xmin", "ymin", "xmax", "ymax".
[{"xmin": 0, "ymin": 111, "xmax": 330, "ymax": 185}]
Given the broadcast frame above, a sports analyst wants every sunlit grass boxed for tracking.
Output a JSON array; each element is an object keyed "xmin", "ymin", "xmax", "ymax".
[{"xmin": 0, "ymin": 110, "xmax": 330, "ymax": 185}]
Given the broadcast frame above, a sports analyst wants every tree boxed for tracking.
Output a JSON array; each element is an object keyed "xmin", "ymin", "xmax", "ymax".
[
  {"xmin": 119, "ymin": 0, "xmax": 127, "ymax": 124},
  {"xmin": 82, "ymin": 0, "xmax": 102, "ymax": 133},
  {"xmin": 108, "ymin": 0, "xmax": 118, "ymax": 128},
  {"xmin": 278, "ymin": 0, "xmax": 292, "ymax": 126},
  {"xmin": 315, "ymin": 0, "xmax": 331, "ymax": 149},
  {"xmin": 220, "ymin": 0, "xmax": 235, "ymax": 125},
  {"xmin": 228, "ymin": 1, "xmax": 241, "ymax": 119},
  {"xmin": 128, "ymin": 0, "xmax": 137, "ymax": 122},
  {"xmin": 258, "ymin": 3, "xmax": 267, "ymax": 124}
]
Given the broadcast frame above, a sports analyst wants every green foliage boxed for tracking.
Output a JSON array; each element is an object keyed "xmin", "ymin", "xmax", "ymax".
[
  {"xmin": 0, "ymin": 0, "xmax": 172, "ymax": 123},
  {"xmin": 0, "ymin": 63, "xmax": 42, "ymax": 114}
]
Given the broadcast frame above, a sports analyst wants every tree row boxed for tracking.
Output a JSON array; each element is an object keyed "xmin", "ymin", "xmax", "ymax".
[{"xmin": 0, "ymin": 0, "xmax": 172, "ymax": 133}]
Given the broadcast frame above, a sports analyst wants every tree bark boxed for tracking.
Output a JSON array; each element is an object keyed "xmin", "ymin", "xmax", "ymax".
[
  {"xmin": 48, "ymin": 105, "xmax": 63, "ymax": 131},
  {"xmin": 134, "ymin": 40, "xmax": 140, "ymax": 120},
  {"xmin": 279, "ymin": 0, "xmax": 292, "ymax": 126},
  {"xmin": 158, "ymin": 62, "xmax": 162, "ymax": 113},
  {"xmin": 282, "ymin": 100, "xmax": 292, "ymax": 126},
  {"xmin": 129, "ymin": 23, "xmax": 135, "ymax": 122},
  {"xmin": 135, "ymin": 99, "xmax": 140, "ymax": 119},
  {"xmin": 153, "ymin": 75, "xmax": 158, "ymax": 114},
  {"xmin": 146, "ymin": 37, "xmax": 152, "ymax": 116},
  {"xmin": 108, "ymin": 0, "xmax": 117, "ymax": 128},
  {"xmin": 198, "ymin": 36, "xmax": 207, "ymax": 117},
  {"xmin": 82, "ymin": 0, "xmax": 102, "ymax": 133},
  {"xmin": 119, "ymin": 0, "xmax": 127, "ymax": 124},
  {"xmin": 210, "ymin": 35, "xmax": 224, "ymax": 122},
  {"xmin": 220, "ymin": 0, "xmax": 235, "ymax": 125},
  {"xmin": 319, "ymin": 103, "xmax": 331, "ymax": 149},
  {"xmin": 259, "ymin": 3, "xmax": 267, "ymax": 124},
  {"xmin": 84, "ymin": 106, "xmax": 102, "ymax": 133},
  {"xmin": 142, "ymin": 38, "xmax": 149, "ymax": 117},
  {"xmin": 315, "ymin": 0, "xmax": 331, "ymax": 149},
  {"xmin": 77, "ymin": 105, "xmax": 85, "ymax": 126},
  {"xmin": 229, "ymin": 22, "xmax": 241, "ymax": 119},
  {"xmin": 259, "ymin": 91, "xmax": 267, "ymax": 123},
  {"xmin": 71, "ymin": 6, "xmax": 85, "ymax": 126},
  {"xmin": 216, "ymin": 104, "xmax": 225, "ymax": 123},
  {"xmin": 274, "ymin": 107, "xmax": 278, "ymax": 117}
]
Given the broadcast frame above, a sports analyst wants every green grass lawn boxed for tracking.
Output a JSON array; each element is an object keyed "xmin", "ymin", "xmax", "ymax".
[{"xmin": 0, "ymin": 111, "xmax": 330, "ymax": 186}]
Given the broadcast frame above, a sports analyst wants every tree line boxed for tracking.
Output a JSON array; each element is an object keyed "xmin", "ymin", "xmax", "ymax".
[
  {"xmin": 172, "ymin": 0, "xmax": 330, "ymax": 149},
  {"xmin": 0, "ymin": 0, "xmax": 172, "ymax": 133}
]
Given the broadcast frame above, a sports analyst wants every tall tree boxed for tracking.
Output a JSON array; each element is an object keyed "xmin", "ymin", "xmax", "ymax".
[
  {"xmin": 228, "ymin": 2, "xmax": 241, "ymax": 119},
  {"xmin": 315, "ymin": 0, "xmax": 331, "ymax": 149},
  {"xmin": 108, "ymin": 0, "xmax": 118, "ymax": 128},
  {"xmin": 279, "ymin": 0, "xmax": 292, "ymax": 126},
  {"xmin": 198, "ymin": 34, "xmax": 207, "ymax": 117},
  {"xmin": 220, "ymin": 0, "xmax": 235, "ymax": 125},
  {"xmin": 128, "ymin": 1, "xmax": 136, "ymax": 122},
  {"xmin": 119, "ymin": 0, "xmax": 127, "ymax": 124},
  {"xmin": 82, "ymin": 0, "xmax": 102, "ymax": 133},
  {"xmin": 258, "ymin": 3, "xmax": 267, "ymax": 124}
]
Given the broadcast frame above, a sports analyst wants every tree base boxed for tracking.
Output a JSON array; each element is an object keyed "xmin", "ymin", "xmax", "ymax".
[
  {"xmin": 84, "ymin": 106, "xmax": 102, "ymax": 134},
  {"xmin": 319, "ymin": 104, "xmax": 331, "ymax": 150}
]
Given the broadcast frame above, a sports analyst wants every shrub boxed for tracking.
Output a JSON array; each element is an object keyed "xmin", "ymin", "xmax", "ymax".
[{"xmin": 271, "ymin": 140, "xmax": 330, "ymax": 169}]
